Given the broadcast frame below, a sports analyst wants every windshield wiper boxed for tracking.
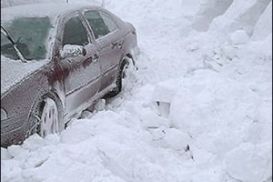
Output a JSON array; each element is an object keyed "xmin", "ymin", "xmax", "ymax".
[{"xmin": 1, "ymin": 26, "xmax": 27, "ymax": 63}]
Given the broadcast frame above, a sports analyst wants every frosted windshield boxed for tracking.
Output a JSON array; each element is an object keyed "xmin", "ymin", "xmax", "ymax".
[{"xmin": 1, "ymin": 16, "xmax": 52, "ymax": 60}]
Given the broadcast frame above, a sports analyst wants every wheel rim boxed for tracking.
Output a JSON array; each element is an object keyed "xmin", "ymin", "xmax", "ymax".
[{"xmin": 40, "ymin": 98, "xmax": 59, "ymax": 137}]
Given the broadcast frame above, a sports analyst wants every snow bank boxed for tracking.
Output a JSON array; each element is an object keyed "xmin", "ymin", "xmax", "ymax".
[
  {"xmin": 1, "ymin": 0, "xmax": 272, "ymax": 182},
  {"xmin": 230, "ymin": 30, "xmax": 250, "ymax": 45},
  {"xmin": 252, "ymin": 1, "xmax": 272, "ymax": 40},
  {"xmin": 192, "ymin": 0, "xmax": 233, "ymax": 32},
  {"xmin": 225, "ymin": 142, "xmax": 272, "ymax": 182},
  {"xmin": 209, "ymin": 0, "xmax": 272, "ymax": 36}
]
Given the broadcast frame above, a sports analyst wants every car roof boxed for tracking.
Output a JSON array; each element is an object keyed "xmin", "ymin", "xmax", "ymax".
[{"xmin": 1, "ymin": 2, "xmax": 101, "ymax": 23}]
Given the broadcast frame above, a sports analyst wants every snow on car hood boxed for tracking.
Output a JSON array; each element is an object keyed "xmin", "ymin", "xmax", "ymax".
[{"xmin": 1, "ymin": 56, "xmax": 48, "ymax": 95}]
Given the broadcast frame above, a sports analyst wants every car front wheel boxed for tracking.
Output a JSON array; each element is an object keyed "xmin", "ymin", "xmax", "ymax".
[
  {"xmin": 39, "ymin": 98, "xmax": 61, "ymax": 137},
  {"xmin": 28, "ymin": 94, "xmax": 64, "ymax": 138}
]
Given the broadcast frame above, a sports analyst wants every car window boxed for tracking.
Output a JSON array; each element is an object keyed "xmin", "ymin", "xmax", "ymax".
[
  {"xmin": 1, "ymin": 17, "xmax": 52, "ymax": 60},
  {"xmin": 84, "ymin": 11, "xmax": 111, "ymax": 39},
  {"xmin": 100, "ymin": 12, "xmax": 118, "ymax": 32},
  {"xmin": 62, "ymin": 16, "xmax": 89, "ymax": 46},
  {"xmin": 1, "ymin": 33, "xmax": 19, "ymax": 60}
]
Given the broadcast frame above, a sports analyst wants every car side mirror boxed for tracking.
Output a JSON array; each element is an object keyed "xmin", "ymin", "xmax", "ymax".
[{"xmin": 60, "ymin": 44, "xmax": 86, "ymax": 59}]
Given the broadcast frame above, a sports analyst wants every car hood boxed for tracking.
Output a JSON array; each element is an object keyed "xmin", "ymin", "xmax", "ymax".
[{"xmin": 1, "ymin": 56, "xmax": 48, "ymax": 96}]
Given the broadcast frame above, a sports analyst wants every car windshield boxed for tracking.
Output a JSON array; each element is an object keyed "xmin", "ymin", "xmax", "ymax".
[{"xmin": 1, "ymin": 16, "xmax": 52, "ymax": 61}]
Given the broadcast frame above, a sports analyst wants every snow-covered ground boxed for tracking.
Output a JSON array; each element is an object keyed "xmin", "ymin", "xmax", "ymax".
[{"xmin": 1, "ymin": 0, "xmax": 272, "ymax": 182}]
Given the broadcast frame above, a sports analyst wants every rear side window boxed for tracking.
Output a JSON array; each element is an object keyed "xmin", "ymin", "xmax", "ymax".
[
  {"xmin": 84, "ymin": 11, "xmax": 118, "ymax": 39},
  {"xmin": 100, "ymin": 12, "xmax": 118, "ymax": 32},
  {"xmin": 62, "ymin": 16, "xmax": 89, "ymax": 46},
  {"xmin": 84, "ymin": 11, "xmax": 109, "ymax": 39}
]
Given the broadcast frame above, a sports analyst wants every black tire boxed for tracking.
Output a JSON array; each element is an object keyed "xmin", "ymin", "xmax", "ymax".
[
  {"xmin": 27, "ymin": 93, "xmax": 64, "ymax": 137},
  {"xmin": 104, "ymin": 59, "xmax": 129, "ymax": 98}
]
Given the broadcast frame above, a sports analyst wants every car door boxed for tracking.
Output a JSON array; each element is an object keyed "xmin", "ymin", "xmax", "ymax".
[
  {"xmin": 83, "ymin": 10, "xmax": 123, "ymax": 92},
  {"xmin": 59, "ymin": 13, "xmax": 101, "ymax": 114}
]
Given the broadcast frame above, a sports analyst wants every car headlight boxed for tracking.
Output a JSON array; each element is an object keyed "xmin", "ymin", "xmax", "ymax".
[{"xmin": 1, "ymin": 108, "xmax": 8, "ymax": 120}]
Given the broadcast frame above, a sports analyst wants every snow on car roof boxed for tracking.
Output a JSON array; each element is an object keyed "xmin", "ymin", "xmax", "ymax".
[{"xmin": 1, "ymin": 2, "xmax": 100, "ymax": 23}]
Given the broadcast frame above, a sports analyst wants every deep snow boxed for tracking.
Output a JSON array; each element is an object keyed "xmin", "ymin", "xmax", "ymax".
[{"xmin": 1, "ymin": 0, "xmax": 272, "ymax": 182}]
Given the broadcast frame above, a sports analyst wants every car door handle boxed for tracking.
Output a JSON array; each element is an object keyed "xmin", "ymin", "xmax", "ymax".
[
  {"xmin": 92, "ymin": 54, "xmax": 99, "ymax": 62},
  {"xmin": 112, "ymin": 41, "xmax": 124, "ymax": 49},
  {"xmin": 118, "ymin": 40, "xmax": 124, "ymax": 49},
  {"xmin": 111, "ymin": 42, "xmax": 118, "ymax": 49},
  {"xmin": 118, "ymin": 42, "xmax": 123, "ymax": 49}
]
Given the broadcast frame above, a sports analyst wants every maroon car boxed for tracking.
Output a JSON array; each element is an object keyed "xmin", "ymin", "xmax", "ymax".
[{"xmin": 1, "ymin": 3, "xmax": 138, "ymax": 147}]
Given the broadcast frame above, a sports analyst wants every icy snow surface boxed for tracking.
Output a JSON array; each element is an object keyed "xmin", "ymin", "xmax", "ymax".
[{"xmin": 1, "ymin": 0, "xmax": 272, "ymax": 182}]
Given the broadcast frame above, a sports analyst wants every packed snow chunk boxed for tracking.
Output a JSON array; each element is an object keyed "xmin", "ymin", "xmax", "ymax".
[
  {"xmin": 224, "ymin": 142, "xmax": 272, "ymax": 182},
  {"xmin": 194, "ymin": 128, "xmax": 245, "ymax": 157},
  {"xmin": 1, "ymin": 148, "xmax": 12, "ymax": 160},
  {"xmin": 155, "ymin": 102, "xmax": 171, "ymax": 118},
  {"xmin": 190, "ymin": 146, "xmax": 215, "ymax": 165},
  {"xmin": 21, "ymin": 133, "xmax": 59, "ymax": 151},
  {"xmin": 152, "ymin": 79, "xmax": 180, "ymax": 117},
  {"xmin": 163, "ymin": 128, "xmax": 192, "ymax": 151},
  {"xmin": 7, "ymin": 145, "xmax": 29, "ymax": 160},
  {"xmin": 245, "ymin": 100, "xmax": 272, "ymax": 145},
  {"xmin": 140, "ymin": 109, "xmax": 169, "ymax": 129},
  {"xmin": 60, "ymin": 119, "xmax": 96, "ymax": 144},
  {"xmin": 1, "ymin": 160, "xmax": 22, "ymax": 182},
  {"xmin": 252, "ymin": 2, "xmax": 272, "ymax": 40},
  {"xmin": 230, "ymin": 30, "xmax": 250, "ymax": 45},
  {"xmin": 248, "ymin": 34, "xmax": 272, "ymax": 57},
  {"xmin": 169, "ymin": 68, "xmax": 261, "ymax": 139},
  {"xmin": 152, "ymin": 79, "xmax": 179, "ymax": 103},
  {"xmin": 169, "ymin": 70, "xmax": 223, "ymax": 133},
  {"xmin": 180, "ymin": 0, "xmax": 203, "ymax": 18}
]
